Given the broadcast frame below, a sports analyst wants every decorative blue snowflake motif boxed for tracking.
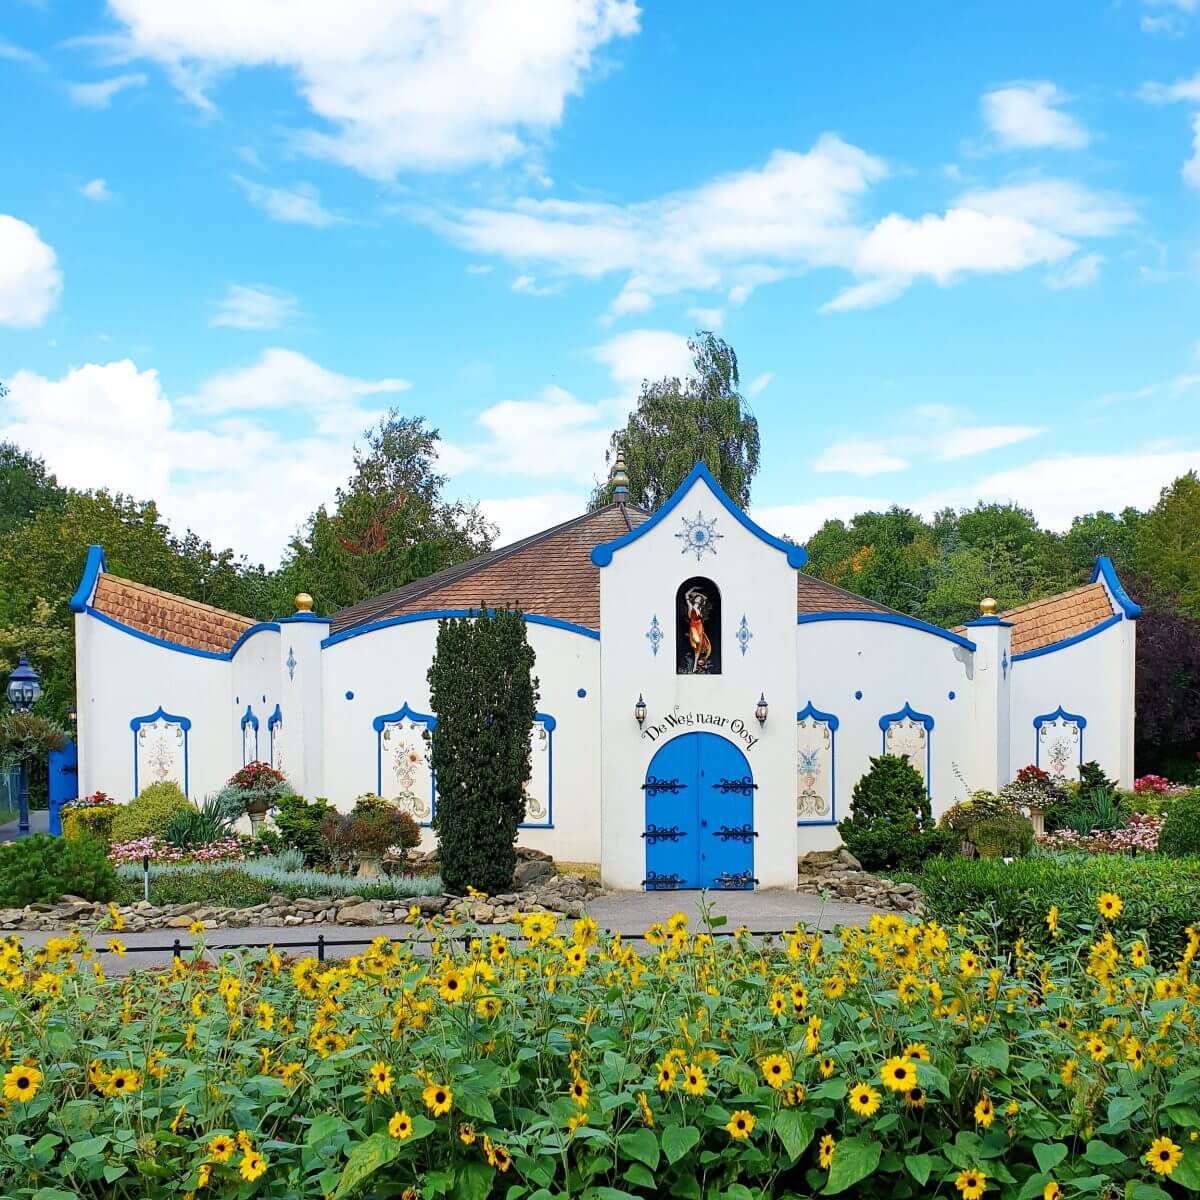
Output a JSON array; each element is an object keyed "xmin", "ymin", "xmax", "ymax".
[
  {"xmin": 286, "ymin": 646, "xmax": 297, "ymax": 681},
  {"xmin": 675, "ymin": 510, "xmax": 722, "ymax": 560},
  {"xmin": 646, "ymin": 615, "xmax": 664, "ymax": 656},
  {"xmin": 1001, "ymin": 649, "xmax": 1009, "ymax": 681},
  {"xmin": 736, "ymin": 614, "xmax": 753, "ymax": 656}
]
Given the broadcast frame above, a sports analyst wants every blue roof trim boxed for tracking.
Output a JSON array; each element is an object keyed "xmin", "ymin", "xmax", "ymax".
[
  {"xmin": 85, "ymin": 607, "xmax": 280, "ymax": 661},
  {"xmin": 1033, "ymin": 705, "xmax": 1088, "ymax": 731},
  {"xmin": 267, "ymin": 703, "xmax": 283, "ymax": 731},
  {"xmin": 372, "ymin": 701, "xmax": 438, "ymax": 734},
  {"xmin": 589, "ymin": 461, "xmax": 808, "ymax": 569},
  {"xmin": 796, "ymin": 610, "xmax": 976, "ymax": 652},
  {"xmin": 277, "ymin": 612, "xmax": 332, "ymax": 625},
  {"xmin": 797, "ymin": 701, "xmax": 839, "ymax": 732},
  {"xmin": 129, "ymin": 705, "xmax": 193, "ymax": 733},
  {"xmin": 323, "ymin": 608, "xmax": 600, "ymax": 648},
  {"xmin": 1011, "ymin": 612, "xmax": 1122, "ymax": 662},
  {"xmin": 963, "ymin": 615, "xmax": 1013, "ymax": 628},
  {"xmin": 1091, "ymin": 556, "xmax": 1141, "ymax": 619},
  {"xmin": 240, "ymin": 704, "xmax": 259, "ymax": 732},
  {"xmin": 878, "ymin": 701, "xmax": 935, "ymax": 733},
  {"xmin": 70, "ymin": 545, "xmax": 107, "ymax": 613}
]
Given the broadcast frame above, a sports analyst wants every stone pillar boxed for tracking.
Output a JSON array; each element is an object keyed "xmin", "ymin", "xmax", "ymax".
[
  {"xmin": 276, "ymin": 595, "xmax": 330, "ymax": 798},
  {"xmin": 964, "ymin": 599, "xmax": 1014, "ymax": 794}
]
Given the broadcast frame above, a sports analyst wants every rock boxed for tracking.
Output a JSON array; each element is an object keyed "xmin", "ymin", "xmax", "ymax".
[
  {"xmin": 418, "ymin": 895, "xmax": 448, "ymax": 914},
  {"xmin": 337, "ymin": 900, "xmax": 384, "ymax": 925},
  {"xmin": 514, "ymin": 858, "xmax": 556, "ymax": 887},
  {"xmin": 166, "ymin": 915, "xmax": 195, "ymax": 928},
  {"xmin": 283, "ymin": 914, "xmax": 304, "ymax": 926},
  {"xmin": 837, "ymin": 848, "xmax": 863, "ymax": 870},
  {"xmin": 515, "ymin": 845, "xmax": 553, "ymax": 862}
]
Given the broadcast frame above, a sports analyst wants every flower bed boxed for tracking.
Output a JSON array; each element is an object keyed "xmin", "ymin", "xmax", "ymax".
[
  {"xmin": 2, "ymin": 900, "xmax": 1199, "ymax": 1198},
  {"xmin": 108, "ymin": 835, "xmax": 272, "ymax": 867},
  {"xmin": 1038, "ymin": 812, "xmax": 1164, "ymax": 854}
]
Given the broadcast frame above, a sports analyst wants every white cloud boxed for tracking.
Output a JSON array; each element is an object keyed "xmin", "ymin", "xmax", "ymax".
[
  {"xmin": 919, "ymin": 450, "xmax": 1200, "ymax": 530},
  {"xmin": 746, "ymin": 372, "xmax": 774, "ymax": 399},
  {"xmin": 1140, "ymin": 70, "xmax": 1200, "ymax": 103},
  {"xmin": 511, "ymin": 273, "xmax": 561, "ymax": 297},
  {"xmin": 957, "ymin": 179, "xmax": 1136, "ymax": 238},
  {"xmin": 0, "ymin": 215, "xmax": 63, "ymax": 328},
  {"xmin": 479, "ymin": 490, "xmax": 587, "ymax": 546},
  {"xmin": 210, "ymin": 284, "xmax": 300, "ymax": 330},
  {"xmin": 933, "ymin": 425, "xmax": 1045, "ymax": 461},
  {"xmin": 1185, "ymin": 114, "xmax": 1200, "ymax": 188},
  {"xmin": 0, "ymin": 38, "xmax": 36, "ymax": 64},
  {"xmin": 430, "ymin": 137, "xmax": 888, "ymax": 312},
  {"xmin": 753, "ymin": 496, "xmax": 885, "ymax": 544},
  {"xmin": 80, "ymin": 178, "xmax": 112, "ymax": 202},
  {"xmin": 235, "ymin": 177, "xmax": 345, "ymax": 227},
  {"xmin": 180, "ymin": 347, "xmax": 409, "ymax": 435},
  {"xmin": 591, "ymin": 329, "xmax": 695, "ymax": 396},
  {"xmin": 465, "ymin": 263, "xmax": 493, "ymax": 275},
  {"xmin": 106, "ymin": 0, "xmax": 641, "ymax": 177},
  {"xmin": 1046, "ymin": 252, "xmax": 1105, "ymax": 290},
  {"xmin": 68, "ymin": 72, "xmax": 147, "ymax": 108},
  {"xmin": 686, "ymin": 306, "xmax": 724, "ymax": 329},
  {"xmin": 814, "ymin": 439, "xmax": 909, "ymax": 476},
  {"xmin": 981, "ymin": 81, "xmax": 1090, "ymax": 150}
]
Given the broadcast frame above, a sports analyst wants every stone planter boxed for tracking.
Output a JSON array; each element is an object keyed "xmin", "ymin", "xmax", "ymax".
[
  {"xmin": 1027, "ymin": 805, "xmax": 1045, "ymax": 838},
  {"xmin": 355, "ymin": 851, "xmax": 385, "ymax": 879},
  {"xmin": 244, "ymin": 795, "xmax": 270, "ymax": 836}
]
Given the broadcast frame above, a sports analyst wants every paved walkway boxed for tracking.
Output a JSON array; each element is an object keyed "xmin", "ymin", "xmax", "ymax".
[
  {"xmin": 0, "ymin": 810, "xmax": 48, "ymax": 842},
  {"xmin": 12, "ymin": 890, "xmax": 882, "ymax": 975}
]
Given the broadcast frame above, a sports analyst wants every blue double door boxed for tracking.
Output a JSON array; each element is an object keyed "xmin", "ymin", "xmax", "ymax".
[{"xmin": 643, "ymin": 732, "xmax": 756, "ymax": 890}]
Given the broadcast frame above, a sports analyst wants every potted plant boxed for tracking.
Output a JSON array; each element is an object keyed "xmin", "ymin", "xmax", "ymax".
[
  {"xmin": 224, "ymin": 761, "xmax": 291, "ymax": 835},
  {"xmin": 321, "ymin": 793, "xmax": 420, "ymax": 878}
]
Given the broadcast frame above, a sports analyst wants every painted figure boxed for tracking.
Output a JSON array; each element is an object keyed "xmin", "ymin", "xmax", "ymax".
[{"xmin": 684, "ymin": 586, "xmax": 713, "ymax": 673}]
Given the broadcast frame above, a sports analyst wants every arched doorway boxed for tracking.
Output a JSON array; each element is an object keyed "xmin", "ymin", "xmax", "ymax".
[{"xmin": 642, "ymin": 732, "xmax": 756, "ymax": 889}]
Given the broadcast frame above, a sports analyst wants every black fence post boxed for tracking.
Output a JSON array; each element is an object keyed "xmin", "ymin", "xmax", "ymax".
[
  {"xmin": 172, "ymin": 939, "xmax": 181, "ymax": 960},
  {"xmin": 317, "ymin": 934, "xmax": 325, "ymax": 963}
]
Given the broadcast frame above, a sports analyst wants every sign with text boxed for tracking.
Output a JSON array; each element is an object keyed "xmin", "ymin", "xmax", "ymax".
[{"xmin": 641, "ymin": 705, "xmax": 759, "ymax": 752}]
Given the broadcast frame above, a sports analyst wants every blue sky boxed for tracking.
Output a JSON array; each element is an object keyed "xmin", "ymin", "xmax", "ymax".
[{"xmin": 2, "ymin": 1, "xmax": 1199, "ymax": 564}]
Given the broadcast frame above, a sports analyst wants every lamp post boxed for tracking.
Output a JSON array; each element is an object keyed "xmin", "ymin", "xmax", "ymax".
[{"xmin": 5, "ymin": 655, "xmax": 41, "ymax": 837}]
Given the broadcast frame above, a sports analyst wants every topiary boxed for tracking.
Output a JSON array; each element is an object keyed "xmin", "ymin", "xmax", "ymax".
[
  {"xmin": 272, "ymin": 793, "xmax": 334, "ymax": 867},
  {"xmin": 61, "ymin": 804, "xmax": 119, "ymax": 847},
  {"xmin": 110, "ymin": 781, "xmax": 193, "ymax": 842},
  {"xmin": 1078, "ymin": 760, "xmax": 1117, "ymax": 793},
  {"xmin": 1159, "ymin": 791, "xmax": 1200, "ymax": 857},
  {"xmin": 0, "ymin": 834, "xmax": 118, "ymax": 906},
  {"xmin": 969, "ymin": 814, "xmax": 1036, "ymax": 858},
  {"xmin": 838, "ymin": 754, "xmax": 943, "ymax": 873}
]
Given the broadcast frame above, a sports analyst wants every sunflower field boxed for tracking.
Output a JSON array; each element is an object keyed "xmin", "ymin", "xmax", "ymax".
[{"xmin": 2, "ymin": 897, "xmax": 1200, "ymax": 1200}]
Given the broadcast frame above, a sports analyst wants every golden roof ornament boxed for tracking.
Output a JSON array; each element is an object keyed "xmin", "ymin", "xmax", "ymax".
[
  {"xmin": 294, "ymin": 593, "xmax": 315, "ymax": 613},
  {"xmin": 611, "ymin": 454, "xmax": 629, "ymax": 498},
  {"xmin": 979, "ymin": 597, "xmax": 998, "ymax": 616}
]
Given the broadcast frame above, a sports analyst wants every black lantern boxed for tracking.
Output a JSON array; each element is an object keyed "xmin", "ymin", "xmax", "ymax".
[
  {"xmin": 634, "ymin": 694, "xmax": 647, "ymax": 726},
  {"xmin": 5, "ymin": 655, "xmax": 40, "ymax": 712},
  {"xmin": 755, "ymin": 693, "xmax": 768, "ymax": 725},
  {"xmin": 68, "ymin": 705, "xmax": 77, "ymax": 727}
]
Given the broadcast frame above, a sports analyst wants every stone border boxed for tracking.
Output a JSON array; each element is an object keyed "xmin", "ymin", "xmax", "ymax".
[{"xmin": 796, "ymin": 849, "xmax": 922, "ymax": 914}]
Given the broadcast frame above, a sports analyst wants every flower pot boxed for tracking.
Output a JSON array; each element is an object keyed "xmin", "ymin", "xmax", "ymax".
[
  {"xmin": 1027, "ymin": 805, "xmax": 1045, "ymax": 838},
  {"xmin": 244, "ymin": 794, "xmax": 270, "ymax": 836},
  {"xmin": 355, "ymin": 852, "xmax": 384, "ymax": 879}
]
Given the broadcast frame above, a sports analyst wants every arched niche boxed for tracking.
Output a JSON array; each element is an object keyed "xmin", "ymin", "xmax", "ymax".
[{"xmin": 676, "ymin": 576, "xmax": 721, "ymax": 675}]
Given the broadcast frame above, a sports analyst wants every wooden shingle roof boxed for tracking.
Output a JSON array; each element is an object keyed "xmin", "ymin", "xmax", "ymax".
[
  {"xmin": 91, "ymin": 574, "xmax": 254, "ymax": 654},
  {"xmin": 998, "ymin": 582, "xmax": 1117, "ymax": 656}
]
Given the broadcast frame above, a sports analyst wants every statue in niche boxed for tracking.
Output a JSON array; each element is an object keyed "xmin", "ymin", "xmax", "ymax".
[{"xmin": 676, "ymin": 576, "xmax": 721, "ymax": 674}]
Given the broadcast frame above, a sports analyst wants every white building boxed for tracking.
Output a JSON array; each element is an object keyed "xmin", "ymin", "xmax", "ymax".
[{"xmin": 71, "ymin": 462, "xmax": 1138, "ymax": 890}]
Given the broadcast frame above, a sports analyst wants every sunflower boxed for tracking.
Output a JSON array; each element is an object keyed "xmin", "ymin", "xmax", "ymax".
[
  {"xmin": 769, "ymin": 991, "xmax": 788, "ymax": 1017},
  {"xmin": 2, "ymin": 1064, "xmax": 41, "ymax": 1104},
  {"xmin": 956, "ymin": 1168, "xmax": 987, "ymax": 1199},
  {"xmin": 818, "ymin": 1133, "xmax": 837, "ymax": 1168},
  {"xmin": 439, "ymin": 970, "xmax": 467, "ymax": 1003},
  {"xmin": 724, "ymin": 1110, "xmax": 756, "ymax": 1140},
  {"xmin": 107, "ymin": 938, "xmax": 126, "ymax": 958},
  {"xmin": 369, "ymin": 1062, "xmax": 394, "ymax": 1094},
  {"xmin": 423, "ymin": 1082, "xmax": 453, "ymax": 1117},
  {"xmin": 239, "ymin": 1150, "xmax": 268, "ymax": 1182},
  {"xmin": 682, "ymin": 1064, "xmax": 707, "ymax": 1096},
  {"xmin": 1145, "ymin": 1136, "xmax": 1183, "ymax": 1177},
  {"xmin": 636, "ymin": 1091, "xmax": 654, "ymax": 1128},
  {"xmin": 458, "ymin": 1124, "xmax": 476, "ymax": 1145},
  {"xmin": 1085, "ymin": 1036, "xmax": 1109, "ymax": 1062},
  {"xmin": 848, "ymin": 1083, "xmax": 881, "ymax": 1117},
  {"xmin": 880, "ymin": 1055, "xmax": 916, "ymax": 1093},
  {"xmin": 1043, "ymin": 1182, "xmax": 1060, "ymax": 1200},
  {"xmin": 1126, "ymin": 1040, "xmax": 1146, "ymax": 1071},
  {"xmin": 657, "ymin": 1062, "xmax": 678, "ymax": 1092},
  {"xmin": 905, "ymin": 1042, "xmax": 931, "ymax": 1062},
  {"xmin": 904, "ymin": 1086, "xmax": 926, "ymax": 1108},
  {"xmin": 209, "ymin": 1134, "xmax": 236, "ymax": 1163},
  {"xmin": 389, "ymin": 1110, "xmax": 414, "ymax": 1140},
  {"xmin": 492, "ymin": 1145, "xmax": 512, "ymax": 1173},
  {"xmin": 818, "ymin": 1056, "xmax": 836, "ymax": 1079},
  {"xmin": 761, "ymin": 1054, "xmax": 792, "ymax": 1090},
  {"xmin": 959, "ymin": 950, "xmax": 979, "ymax": 977},
  {"xmin": 1097, "ymin": 891, "xmax": 1123, "ymax": 920},
  {"xmin": 570, "ymin": 1075, "xmax": 589, "ymax": 1108},
  {"xmin": 1131, "ymin": 941, "xmax": 1148, "ymax": 968},
  {"xmin": 823, "ymin": 975, "xmax": 846, "ymax": 998},
  {"xmin": 896, "ymin": 975, "xmax": 921, "ymax": 1004},
  {"xmin": 1046, "ymin": 906, "xmax": 1059, "ymax": 937},
  {"xmin": 1061, "ymin": 1058, "xmax": 1077, "ymax": 1085}
]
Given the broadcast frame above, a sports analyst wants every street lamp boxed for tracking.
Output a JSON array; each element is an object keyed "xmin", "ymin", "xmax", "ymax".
[{"xmin": 5, "ymin": 655, "xmax": 40, "ymax": 837}]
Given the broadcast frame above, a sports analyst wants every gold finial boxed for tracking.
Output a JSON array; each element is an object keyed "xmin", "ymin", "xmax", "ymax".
[
  {"xmin": 979, "ymin": 597, "xmax": 998, "ymax": 616},
  {"xmin": 611, "ymin": 453, "xmax": 629, "ymax": 497},
  {"xmin": 295, "ymin": 593, "xmax": 314, "ymax": 613}
]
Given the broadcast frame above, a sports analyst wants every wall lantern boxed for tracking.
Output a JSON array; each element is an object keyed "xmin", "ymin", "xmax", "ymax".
[
  {"xmin": 68, "ymin": 705, "xmax": 78, "ymax": 727},
  {"xmin": 755, "ymin": 693, "xmax": 769, "ymax": 725},
  {"xmin": 634, "ymin": 694, "xmax": 647, "ymax": 727},
  {"xmin": 5, "ymin": 655, "xmax": 41, "ymax": 713}
]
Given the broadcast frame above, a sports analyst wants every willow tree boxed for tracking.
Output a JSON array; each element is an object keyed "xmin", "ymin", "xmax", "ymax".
[{"xmin": 589, "ymin": 332, "xmax": 761, "ymax": 510}]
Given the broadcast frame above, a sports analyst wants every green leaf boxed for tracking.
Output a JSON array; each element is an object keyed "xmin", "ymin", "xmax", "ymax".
[
  {"xmin": 1128, "ymin": 1186, "xmax": 1172, "ymax": 1200},
  {"xmin": 964, "ymin": 1040, "xmax": 1009, "ymax": 1073},
  {"xmin": 824, "ymin": 1136, "xmax": 881, "ymax": 1195},
  {"xmin": 452, "ymin": 1161, "xmax": 495, "ymax": 1200},
  {"xmin": 1033, "ymin": 1143, "xmax": 1068, "ymax": 1174},
  {"xmin": 1083, "ymin": 1139, "xmax": 1126, "ymax": 1166},
  {"xmin": 662, "ymin": 1124, "xmax": 701, "ymax": 1166},
  {"xmin": 618, "ymin": 1128, "xmax": 660, "ymax": 1170},
  {"xmin": 905, "ymin": 1153, "xmax": 935, "ymax": 1185},
  {"xmin": 31, "ymin": 1191, "xmax": 79, "ymax": 1200},
  {"xmin": 1172, "ymin": 1147, "xmax": 1200, "ymax": 1192},
  {"xmin": 774, "ymin": 1109, "xmax": 815, "ymax": 1163},
  {"xmin": 1106, "ymin": 1096, "xmax": 1142, "ymax": 1127},
  {"xmin": 333, "ymin": 1133, "xmax": 405, "ymax": 1199},
  {"xmin": 623, "ymin": 1164, "xmax": 657, "ymax": 1190}
]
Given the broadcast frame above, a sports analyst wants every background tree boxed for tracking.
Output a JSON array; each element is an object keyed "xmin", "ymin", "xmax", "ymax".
[
  {"xmin": 1133, "ymin": 472, "xmax": 1200, "ymax": 618},
  {"xmin": 589, "ymin": 332, "xmax": 760, "ymax": 510},
  {"xmin": 0, "ymin": 442, "xmax": 66, "ymax": 538},
  {"xmin": 276, "ymin": 412, "xmax": 494, "ymax": 614},
  {"xmin": 427, "ymin": 609, "xmax": 538, "ymax": 894}
]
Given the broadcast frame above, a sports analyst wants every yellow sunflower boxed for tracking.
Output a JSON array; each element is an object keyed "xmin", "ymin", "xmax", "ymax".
[
  {"xmin": 423, "ymin": 1082, "xmax": 453, "ymax": 1117},
  {"xmin": 974, "ymin": 1094, "xmax": 995, "ymax": 1128},
  {"xmin": 1145, "ymin": 1136, "xmax": 1183, "ymax": 1177},
  {"xmin": 724, "ymin": 1110, "xmax": 756, "ymax": 1140},
  {"xmin": 818, "ymin": 1134, "xmax": 837, "ymax": 1168},
  {"xmin": 760, "ymin": 1054, "xmax": 792, "ymax": 1090},
  {"xmin": 880, "ymin": 1055, "xmax": 916, "ymax": 1093},
  {"xmin": 239, "ymin": 1150, "xmax": 268, "ymax": 1182},
  {"xmin": 1, "ymin": 1064, "xmax": 41, "ymax": 1104},
  {"xmin": 369, "ymin": 1062, "xmax": 394, "ymax": 1094},
  {"xmin": 1097, "ymin": 892, "xmax": 1123, "ymax": 920},
  {"xmin": 389, "ymin": 1110, "xmax": 414, "ymax": 1140},
  {"xmin": 1043, "ymin": 1183, "xmax": 1060, "ymax": 1200},
  {"xmin": 956, "ymin": 1168, "xmax": 987, "ymax": 1200},
  {"xmin": 682, "ymin": 1064, "xmax": 707, "ymax": 1096},
  {"xmin": 209, "ymin": 1134, "xmax": 236, "ymax": 1163},
  {"xmin": 848, "ymin": 1083, "xmax": 881, "ymax": 1117}
]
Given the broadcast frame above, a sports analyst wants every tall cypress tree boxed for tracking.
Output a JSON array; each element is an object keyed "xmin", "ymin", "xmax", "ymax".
[{"xmin": 427, "ymin": 608, "xmax": 538, "ymax": 893}]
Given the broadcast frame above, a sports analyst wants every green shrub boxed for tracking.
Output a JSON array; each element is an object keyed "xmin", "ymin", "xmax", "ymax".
[
  {"xmin": 163, "ymin": 791, "xmax": 244, "ymax": 850},
  {"xmin": 968, "ymin": 813, "xmax": 1035, "ymax": 858},
  {"xmin": 110, "ymin": 781, "xmax": 193, "ymax": 841},
  {"xmin": 0, "ymin": 834, "xmax": 118, "ymax": 905},
  {"xmin": 272, "ymin": 793, "xmax": 335, "ymax": 866},
  {"xmin": 144, "ymin": 866, "xmax": 275, "ymax": 908},
  {"xmin": 1159, "ymin": 790, "xmax": 1200, "ymax": 857},
  {"xmin": 61, "ymin": 804, "xmax": 119, "ymax": 847},
  {"xmin": 915, "ymin": 853, "xmax": 1200, "ymax": 967},
  {"xmin": 322, "ymin": 794, "xmax": 422, "ymax": 867},
  {"xmin": 1078, "ymin": 759, "xmax": 1117, "ymax": 792},
  {"xmin": 838, "ymin": 754, "xmax": 944, "ymax": 872}
]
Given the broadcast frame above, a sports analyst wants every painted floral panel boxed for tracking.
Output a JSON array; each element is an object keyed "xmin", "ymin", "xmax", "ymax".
[{"xmin": 796, "ymin": 716, "xmax": 833, "ymax": 820}]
